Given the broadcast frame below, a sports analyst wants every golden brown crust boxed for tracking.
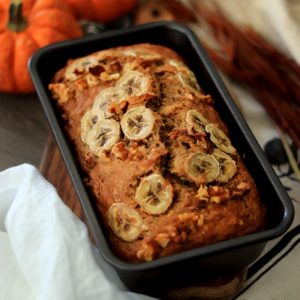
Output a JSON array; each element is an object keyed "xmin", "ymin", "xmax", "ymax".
[{"xmin": 49, "ymin": 43, "xmax": 266, "ymax": 263}]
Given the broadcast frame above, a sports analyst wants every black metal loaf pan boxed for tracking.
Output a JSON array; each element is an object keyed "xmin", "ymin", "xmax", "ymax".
[{"xmin": 29, "ymin": 22, "xmax": 294, "ymax": 295}]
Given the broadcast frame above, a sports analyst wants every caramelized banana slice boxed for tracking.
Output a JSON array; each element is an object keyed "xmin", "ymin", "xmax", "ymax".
[
  {"xmin": 186, "ymin": 109, "xmax": 209, "ymax": 134},
  {"xmin": 80, "ymin": 109, "xmax": 105, "ymax": 143},
  {"xmin": 117, "ymin": 71, "xmax": 151, "ymax": 98},
  {"xmin": 213, "ymin": 149, "xmax": 237, "ymax": 183},
  {"xmin": 135, "ymin": 174, "xmax": 173, "ymax": 215},
  {"xmin": 170, "ymin": 60, "xmax": 201, "ymax": 94},
  {"xmin": 66, "ymin": 56, "xmax": 99, "ymax": 81},
  {"xmin": 87, "ymin": 119, "xmax": 120, "ymax": 154},
  {"xmin": 177, "ymin": 72, "xmax": 201, "ymax": 94},
  {"xmin": 107, "ymin": 203, "xmax": 143, "ymax": 242},
  {"xmin": 121, "ymin": 106, "xmax": 155, "ymax": 140},
  {"xmin": 205, "ymin": 124, "xmax": 236, "ymax": 154},
  {"xmin": 187, "ymin": 153, "xmax": 219, "ymax": 184},
  {"xmin": 93, "ymin": 87, "xmax": 125, "ymax": 118}
]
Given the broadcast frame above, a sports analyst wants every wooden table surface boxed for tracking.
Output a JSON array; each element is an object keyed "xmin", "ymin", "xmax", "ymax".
[{"xmin": 0, "ymin": 93, "xmax": 48, "ymax": 171}]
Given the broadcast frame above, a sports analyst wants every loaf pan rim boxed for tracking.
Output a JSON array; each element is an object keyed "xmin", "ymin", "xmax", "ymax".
[{"xmin": 29, "ymin": 21, "xmax": 294, "ymax": 272}]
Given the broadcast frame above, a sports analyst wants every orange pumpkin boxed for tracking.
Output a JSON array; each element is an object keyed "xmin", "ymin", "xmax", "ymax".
[
  {"xmin": 0, "ymin": 0, "xmax": 83, "ymax": 94},
  {"xmin": 66, "ymin": 0, "xmax": 137, "ymax": 23}
]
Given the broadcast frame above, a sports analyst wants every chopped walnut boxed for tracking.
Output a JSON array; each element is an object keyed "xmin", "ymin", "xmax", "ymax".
[
  {"xmin": 108, "ymin": 102, "xmax": 122, "ymax": 115},
  {"xmin": 195, "ymin": 136, "xmax": 208, "ymax": 150},
  {"xmin": 123, "ymin": 61, "xmax": 140, "ymax": 73},
  {"xmin": 119, "ymin": 100, "xmax": 128, "ymax": 111},
  {"xmin": 231, "ymin": 181, "xmax": 251, "ymax": 198},
  {"xmin": 130, "ymin": 142, "xmax": 139, "ymax": 149},
  {"xmin": 136, "ymin": 242, "xmax": 156, "ymax": 262},
  {"xmin": 74, "ymin": 78, "xmax": 88, "ymax": 91},
  {"xmin": 169, "ymin": 131, "xmax": 207, "ymax": 154},
  {"xmin": 185, "ymin": 92, "xmax": 195, "ymax": 100},
  {"xmin": 140, "ymin": 145, "xmax": 168, "ymax": 169},
  {"xmin": 111, "ymin": 142, "xmax": 128, "ymax": 160},
  {"xmin": 128, "ymin": 148, "xmax": 145, "ymax": 160},
  {"xmin": 165, "ymin": 225, "xmax": 178, "ymax": 238},
  {"xmin": 197, "ymin": 214, "xmax": 204, "ymax": 227},
  {"xmin": 86, "ymin": 74, "xmax": 99, "ymax": 87},
  {"xmin": 49, "ymin": 83, "xmax": 72, "ymax": 103},
  {"xmin": 237, "ymin": 182, "xmax": 251, "ymax": 190},
  {"xmin": 127, "ymin": 143, "xmax": 147, "ymax": 160},
  {"xmin": 100, "ymin": 72, "xmax": 120, "ymax": 82},
  {"xmin": 160, "ymin": 102, "xmax": 185, "ymax": 116},
  {"xmin": 178, "ymin": 212, "xmax": 204, "ymax": 229},
  {"xmin": 178, "ymin": 212, "xmax": 199, "ymax": 223},
  {"xmin": 107, "ymin": 61, "xmax": 122, "ymax": 73},
  {"xmin": 155, "ymin": 233, "xmax": 170, "ymax": 248},
  {"xmin": 196, "ymin": 185, "xmax": 209, "ymax": 202},
  {"xmin": 177, "ymin": 212, "xmax": 200, "ymax": 232},
  {"xmin": 208, "ymin": 186, "xmax": 230, "ymax": 203},
  {"xmin": 168, "ymin": 128, "xmax": 187, "ymax": 140},
  {"xmin": 198, "ymin": 94, "xmax": 213, "ymax": 105}
]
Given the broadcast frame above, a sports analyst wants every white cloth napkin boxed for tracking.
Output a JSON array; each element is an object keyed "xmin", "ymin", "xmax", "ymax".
[{"xmin": 0, "ymin": 164, "xmax": 155, "ymax": 300}]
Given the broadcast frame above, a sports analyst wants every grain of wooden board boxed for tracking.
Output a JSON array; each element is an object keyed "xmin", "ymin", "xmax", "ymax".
[
  {"xmin": 39, "ymin": 133, "xmax": 83, "ymax": 221},
  {"xmin": 39, "ymin": 133, "xmax": 246, "ymax": 300}
]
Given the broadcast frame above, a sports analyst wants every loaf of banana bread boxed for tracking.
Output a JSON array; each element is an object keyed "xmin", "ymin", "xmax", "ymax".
[{"xmin": 49, "ymin": 44, "xmax": 265, "ymax": 263}]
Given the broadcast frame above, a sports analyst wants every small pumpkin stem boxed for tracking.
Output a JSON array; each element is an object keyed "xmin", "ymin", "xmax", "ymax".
[{"xmin": 7, "ymin": 0, "xmax": 27, "ymax": 32}]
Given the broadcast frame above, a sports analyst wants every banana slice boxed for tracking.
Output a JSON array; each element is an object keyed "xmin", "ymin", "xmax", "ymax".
[
  {"xmin": 107, "ymin": 203, "xmax": 143, "ymax": 242},
  {"xmin": 177, "ymin": 71, "xmax": 200, "ymax": 94},
  {"xmin": 205, "ymin": 124, "xmax": 236, "ymax": 154},
  {"xmin": 169, "ymin": 60, "xmax": 201, "ymax": 93},
  {"xmin": 135, "ymin": 174, "xmax": 173, "ymax": 215},
  {"xmin": 124, "ymin": 50, "xmax": 161, "ymax": 60},
  {"xmin": 213, "ymin": 149, "xmax": 237, "ymax": 183},
  {"xmin": 187, "ymin": 153, "xmax": 220, "ymax": 184},
  {"xmin": 66, "ymin": 56, "xmax": 99, "ymax": 81},
  {"xmin": 117, "ymin": 71, "xmax": 151, "ymax": 98},
  {"xmin": 80, "ymin": 109, "xmax": 105, "ymax": 143},
  {"xmin": 93, "ymin": 87, "xmax": 124, "ymax": 118},
  {"xmin": 87, "ymin": 119, "xmax": 120, "ymax": 154},
  {"xmin": 186, "ymin": 109, "xmax": 209, "ymax": 134},
  {"xmin": 121, "ymin": 106, "xmax": 155, "ymax": 140}
]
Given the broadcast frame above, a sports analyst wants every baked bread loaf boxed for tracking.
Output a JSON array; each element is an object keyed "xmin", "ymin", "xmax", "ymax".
[{"xmin": 49, "ymin": 43, "xmax": 266, "ymax": 263}]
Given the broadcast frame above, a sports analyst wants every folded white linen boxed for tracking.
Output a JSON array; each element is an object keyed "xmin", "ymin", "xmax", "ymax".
[{"xmin": 0, "ymin": 164, "xmax": 155, "ymax": 300}]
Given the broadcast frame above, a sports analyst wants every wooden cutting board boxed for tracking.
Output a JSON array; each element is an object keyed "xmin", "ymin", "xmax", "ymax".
[{"xmin": 39, "ymin": 133, "xmax": 246, "ymax": 300}]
